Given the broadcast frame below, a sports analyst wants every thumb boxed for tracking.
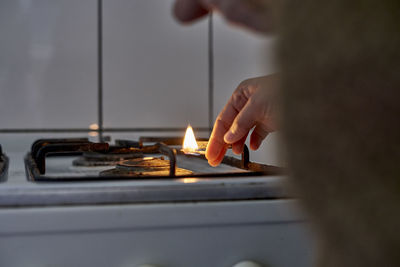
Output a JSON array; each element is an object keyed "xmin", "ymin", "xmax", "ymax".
[{"xmin": 223, "ymin": 99, "xmax": 259, "ymax": 144}]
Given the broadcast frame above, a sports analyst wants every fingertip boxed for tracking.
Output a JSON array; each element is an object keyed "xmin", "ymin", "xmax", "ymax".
[
  {"xmin": 205, "ymin": 145, "xmax": 215, "ymax": 161},
  {"xmin": 232, "ymin": 142, "xmax": 243, "ymax": 155},
  {"xmin": 250, "ymin": 126, "xmax": 269, "ymax": 151},
  {"xmin": 207, "ymin": 159, "xmax": 220, "ymax": 167},
  {"xmin": 250, "ymin": 136, "xmax": 262, "ymax": 151},
  {"xmin": 250, "ymin": 142, "xmax": 260, "ymax": 151},
  {"xmin": 207, "ymin": 145, "xmax": 228, "ymax": 167},
  {"xmin": 232, "ymin": 149, "xmax": 241, "ymax": 155},
  {"xmin": 214, "ymin": 146, "xmax": 228, "ymax": 165},
  {"xmin": 205, "ymin": 138, "xmax": 223, "ymax": 163}
]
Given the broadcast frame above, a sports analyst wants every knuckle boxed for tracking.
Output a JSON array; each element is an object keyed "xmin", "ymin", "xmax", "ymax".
[
  {"xmin": 235, "ymin": 120, "xmax": 250, "ymax": 133},
  {"xmin": 215, "ymin": 117, "xmax": 231, "ymax": 130},
  {"xmin": 248, "ymin": 98, "xmax": 263, "ymax": 111}
]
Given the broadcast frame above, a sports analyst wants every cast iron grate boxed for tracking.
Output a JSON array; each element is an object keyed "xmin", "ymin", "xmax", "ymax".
[
  {"xmin": 0, "ymin": 145, "xmax": 9, "ymax": 182},
  {"xmin": 25, "ymin": 137, "xmax": 282, "ymax": 182}
]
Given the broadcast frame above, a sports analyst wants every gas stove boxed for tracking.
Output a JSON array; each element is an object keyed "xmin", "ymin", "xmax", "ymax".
[
  {"xmin": 26, "ymin": 136, "xmax": 282, "ymax": 180},
  {"xmin": 0, "ymin": 133, "xmax": 313, "ymax": 267},
  {"xmin": 0, "ymin": 135, "xmax": 285, "ymax": 207}
]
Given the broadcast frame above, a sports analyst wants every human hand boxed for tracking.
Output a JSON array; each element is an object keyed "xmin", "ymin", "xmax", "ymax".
[
  {"xmin": 173, "ymin": 0, "xmax": 276, "ymax": 33},
  {"xmin": 205, "ymin": 74, "xmax": 279, "ymax": 166}
]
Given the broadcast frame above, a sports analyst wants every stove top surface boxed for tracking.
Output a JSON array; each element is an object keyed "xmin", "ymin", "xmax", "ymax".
[{"xmin": 0, "ymin": 133, "xmax": 287, "ymax": 207}]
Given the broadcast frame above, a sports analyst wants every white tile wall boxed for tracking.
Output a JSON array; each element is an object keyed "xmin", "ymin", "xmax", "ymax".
[
  {"xmin": 103, "ymin": 0, "xmax": 208, "ymax": 128},
  {"xmin": 0, "ymin": 1, "xmax": 280, "ymax": 165},
  {"xmin": 213, "ymin": 15, "xmax": 280, "ymax": 165},
  {"xmin": 0, "ymin": 0, "xmax": 97, "ymax": 129}
]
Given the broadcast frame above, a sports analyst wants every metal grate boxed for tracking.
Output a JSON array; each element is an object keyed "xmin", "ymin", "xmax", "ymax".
[
  {"xmin": 25, "ymin": 138, "xmax": 282, "ymax": 182},
  {"xmin": 0, "ymin": 145, "xmax": 9, "ymax": 182}
]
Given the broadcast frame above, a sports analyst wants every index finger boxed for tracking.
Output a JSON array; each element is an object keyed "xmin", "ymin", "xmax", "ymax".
[{"xmin": 206, "ymin": 93, "xmax": 247, "ymax": 164}]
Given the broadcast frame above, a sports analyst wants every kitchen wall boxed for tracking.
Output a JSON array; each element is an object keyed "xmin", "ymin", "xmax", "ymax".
[
  {"xmin": 0, "ymin": 0, "xmax": 97, "ymax": 128},
  {"xmin": 0, "ymin": 0, "xmax": 279, "ymax": 165}
]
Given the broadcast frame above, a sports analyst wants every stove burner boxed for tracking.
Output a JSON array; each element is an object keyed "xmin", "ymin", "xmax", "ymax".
[
  {"xmin": 117, "ymin": 157, "xmax": 169, "ymax": 170},
  {"xmin": 139, "ymin": 136, "xmax": 209, "ymax": 146},
  {"xmin": 73, "ymin": 151, "xmax": 142, "ymax": 167},
  {"xmin": 72, "ymin": 139, "xmax": 143, "ymax": 167},
  {"xmin": 100, "ymin": 156, "xmax": 193, "ymax": 177}
]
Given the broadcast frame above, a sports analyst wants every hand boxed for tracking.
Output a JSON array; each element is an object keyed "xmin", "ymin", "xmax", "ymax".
[
  {"xmin": 205, "ymin": 74, "xmax": 279, "ymax": 166},
  {"xmin": 173, "ymin": 0, "xmax": 276, "ymax": 33}
]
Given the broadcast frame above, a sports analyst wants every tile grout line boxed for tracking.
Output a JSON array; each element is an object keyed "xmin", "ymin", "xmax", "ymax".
[
  {"xmin": 208, "ymin": 14, "xmax": 214, "ymax": 136},
  {"xmin": 97, "ymin": 0, "xmax": 104, "ymax": 142}
]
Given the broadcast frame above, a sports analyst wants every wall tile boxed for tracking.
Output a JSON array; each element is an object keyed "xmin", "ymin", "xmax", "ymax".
[
  {"xmin": 213, "ymin": 15, "xmax": 280, "ymax": 165},
  {"xmin": 0, "ymin": 0, "xmax": 97, "ymax": 129},
  {"xmin": 103, "ymin": 0, "xmax": 208, "ymax": 128}
]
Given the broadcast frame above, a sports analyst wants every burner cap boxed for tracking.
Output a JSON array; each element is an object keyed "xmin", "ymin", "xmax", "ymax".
[
  {"xmin": 99, "ymin": 156, "xmax": 193, "ymax": 177},
  {"xmin": 116, "ymin": 157, "xmax": 169, "ymax": 171},
  {"xmin": 73, "ymin": 152, "xmax": 142, "ymax": 167}
]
